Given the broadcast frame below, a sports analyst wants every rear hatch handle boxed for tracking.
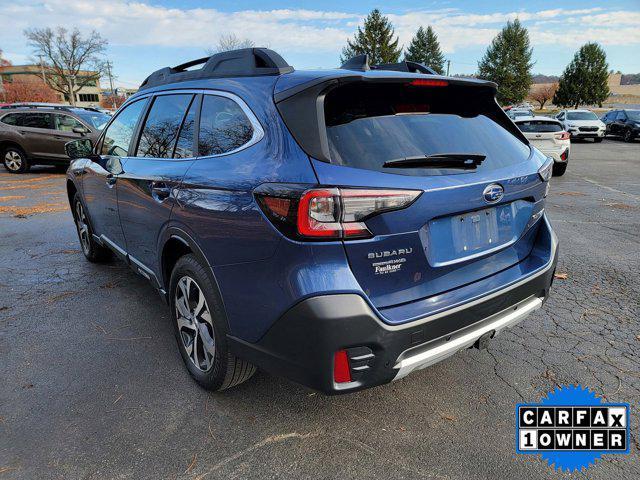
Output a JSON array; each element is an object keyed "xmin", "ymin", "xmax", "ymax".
[{"xmin": 383, "ymin": 153, "xmax": 486, "ymax": 169}]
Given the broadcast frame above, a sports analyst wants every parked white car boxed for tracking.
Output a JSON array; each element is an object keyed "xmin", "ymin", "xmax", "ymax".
[
  {"xmin": 515, "ymin": 116, "xmax": 570, "ymax": 176},
  {"xmin": 555, "ymin": 109, "xmax": 605, "ymax": 142},
  {"xmin": 508, "ymin": 108, "xmax": 534, "ymax": 120}
]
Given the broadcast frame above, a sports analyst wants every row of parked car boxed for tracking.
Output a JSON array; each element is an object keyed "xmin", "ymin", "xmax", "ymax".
[{"xmin": 504, "ymin": 106, "xmax": 638, "ymax": 177}]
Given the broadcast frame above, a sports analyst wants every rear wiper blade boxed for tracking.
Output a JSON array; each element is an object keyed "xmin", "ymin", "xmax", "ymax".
[{"xmin": 383, "ymin": 153, "xmax": 486, "ymax": 169}]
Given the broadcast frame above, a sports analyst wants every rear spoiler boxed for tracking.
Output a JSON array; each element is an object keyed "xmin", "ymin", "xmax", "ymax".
[{"xmin": 274, "ymin": 74, "xmax": 526, "ymax": 163}]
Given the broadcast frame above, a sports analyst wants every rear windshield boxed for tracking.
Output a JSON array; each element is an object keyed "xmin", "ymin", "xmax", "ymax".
[
  {"xmin": 516, "ymin": 120, "xmax": 562, "ymax": 133},
  {"xmin": 566, "ymin": 111, "xmax": 598, "ymax": 120},
  {"xmin": 324, "ymin": 83, "xmax": 530, "ymax": 176}
]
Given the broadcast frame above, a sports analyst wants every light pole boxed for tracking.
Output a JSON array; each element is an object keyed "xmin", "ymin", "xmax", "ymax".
[{"xmin": 105, "ymin": 61, "xmax": 116, "ymax": 110}]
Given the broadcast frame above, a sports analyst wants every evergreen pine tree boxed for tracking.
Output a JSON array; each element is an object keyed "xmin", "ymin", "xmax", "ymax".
[
  {"xmin": 404, "ymin": 26, "xmax": 445, "ymax": 74},
  {"xmin": 553, "ymin": 43, "xmax": 610, "ymax": 108},
  {"xmin": 341, "ymin": 9, "xmax": 402, "ymax": 65},
  {"xmin": 477, "ymin": 19, "xmax": 533, "ymax": 105}
]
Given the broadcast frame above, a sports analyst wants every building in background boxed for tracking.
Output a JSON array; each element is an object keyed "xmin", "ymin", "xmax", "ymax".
[{"xmin": 0, "ymin": 64, "xmax": 102, "ymax": 107}]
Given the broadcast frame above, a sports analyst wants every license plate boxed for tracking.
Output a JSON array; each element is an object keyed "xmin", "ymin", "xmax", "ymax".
[
  {"xmin": 451, "ymin": 208, "xmax": 500, "ymax": 254},
  {"xmin": 426, "ymin": 201, "xmax": 532, "ymax": 267}
]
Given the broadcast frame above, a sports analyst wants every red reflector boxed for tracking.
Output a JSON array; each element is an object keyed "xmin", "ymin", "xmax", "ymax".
[
  {"xmin": 555, "ymin": 131, "xmax": 570, "ymax": 141},
  {"xmin": 262, "ymin": 196, "xmax": 291, "ymax": 218},
  {"xmin": 409, "ymin": 79, "xmax": 448, "ymax": 87},
  {"xmin": 333, "ymin": 350, "xmax": 352, "ymax": 383}
]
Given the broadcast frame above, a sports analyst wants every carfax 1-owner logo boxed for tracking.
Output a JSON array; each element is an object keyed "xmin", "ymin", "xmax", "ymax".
[{"xmin": 516, "ymin": 384, "xmax": 630, "ymax": 472}]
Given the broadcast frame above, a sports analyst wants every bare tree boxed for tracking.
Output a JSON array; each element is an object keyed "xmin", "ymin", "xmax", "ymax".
[
  {"xmin": 24, "ymin": 27, "xmax": 107, "ymax": 106},
  {"xmin": 529, "ymin": 83, "xmax": 558, "ymax": 110},
  {"xmin": 206, "ymin": 33, "xmax": 255, "ymax": 55}
]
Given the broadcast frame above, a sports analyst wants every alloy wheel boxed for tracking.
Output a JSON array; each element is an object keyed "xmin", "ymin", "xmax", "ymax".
[
  {"xmin": 4, "ymin": 151, "xmax": 23, "ymax": 171},
  {"xmin": 175, "ymin": 276, "xmax": 216, "ymax": 371},
  {"xmin": 624, "ymin": 130, "xmax": 632, "ymax": 142},
  {"xmin": 74, "ymin": 201, "xmax": 91, "ymax": 254}
]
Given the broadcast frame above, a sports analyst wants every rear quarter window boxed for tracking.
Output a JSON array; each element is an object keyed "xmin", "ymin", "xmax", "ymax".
[{"xmin": 1, "ymin": 113, "xmax": 22, "ymax": 126}]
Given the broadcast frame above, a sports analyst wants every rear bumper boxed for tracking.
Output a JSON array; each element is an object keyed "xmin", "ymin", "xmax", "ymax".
[{"xmin": 229, "ymin": 217, "xmax": 558, "ymax": 394}]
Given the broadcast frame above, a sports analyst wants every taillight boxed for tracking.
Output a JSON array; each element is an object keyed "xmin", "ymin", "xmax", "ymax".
[
  {"xmin": 555, "ymin": 131, "xmax": 570, "ymax": 140},
  {"xmin": 255, "ymin": 184, "xmax": 421, "ymax": 241}
]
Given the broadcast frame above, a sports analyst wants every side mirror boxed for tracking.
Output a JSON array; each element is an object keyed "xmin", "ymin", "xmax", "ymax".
[
  {"xmin": 73, "ymin": 126, "xmax": 89, "ymax": 134},
  {"xmin": 65, "ymin": 138, "xmax": 94, "ymax": 159}
]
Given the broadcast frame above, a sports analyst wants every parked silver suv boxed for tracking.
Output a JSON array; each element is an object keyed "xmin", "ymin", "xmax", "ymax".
[{"xmin": 0, "ymin": 104, "xmax": 110, "ymax": 173}]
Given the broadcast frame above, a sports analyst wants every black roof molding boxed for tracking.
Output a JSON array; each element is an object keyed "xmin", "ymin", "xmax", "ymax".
[
  {"xmin": 340, "ymin": 54, "xmax": 370, "ymax": 72},
  {"xmin": 139, "ymin": 48, "xmax": 294, "ymax": 90},
  {"xmin": 340, "ymin": 55, "xmax": 437, "ymax": 75},
  {"xmin": 373, "ymin": 61, "xmax": 437, "ymax": 75}
]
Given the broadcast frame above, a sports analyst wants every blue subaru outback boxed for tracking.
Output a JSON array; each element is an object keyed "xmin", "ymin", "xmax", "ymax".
[{"xmin": 65, "ymin": 48, "xmax": 558, "ymax": 394}]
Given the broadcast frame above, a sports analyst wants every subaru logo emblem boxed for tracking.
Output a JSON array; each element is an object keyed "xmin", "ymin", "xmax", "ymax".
[{"xmin": 483, "ymin": 184, "xmax": 504, "ymax": 203}]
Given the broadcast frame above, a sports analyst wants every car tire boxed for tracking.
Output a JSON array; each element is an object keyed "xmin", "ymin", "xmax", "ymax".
[
  {"xmin": 72, "ymin": 193, "xmax": 112, "ymax": 263},
  {"xmin": 3, "ymin": 146, "xmax": 29, "ymax": 173},
  {"xmin": 594, "ymin": 138, "xmax": 603, "ymax": 143},
  {"xmin": 169, "ymin": 254, "xmax": 256, "ymax": 391},
  {"xmin": 623, "ymin": 129, "xmax": 634, "ymax": 143},
  {"xmin": 552, "ymin": 163, "xmax": 567, "ymax": 176}
]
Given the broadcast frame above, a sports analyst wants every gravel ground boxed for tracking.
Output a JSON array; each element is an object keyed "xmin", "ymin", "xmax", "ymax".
[{"xmin": 1, "ymin": 138, "xmax": 639, "ymax": 479}]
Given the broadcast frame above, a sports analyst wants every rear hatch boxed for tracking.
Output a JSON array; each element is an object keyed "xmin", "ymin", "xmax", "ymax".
[
  {"xmin": 516, "ymin": 118, "xmax": 566, "ymax": 152},
  {"xmin": 276, "ymin": 74, "xmax": 548, "ymax": 315}
]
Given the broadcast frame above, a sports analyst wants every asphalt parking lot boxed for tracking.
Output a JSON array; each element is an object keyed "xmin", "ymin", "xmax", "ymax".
[{"xmin": 1, "ymin": 138, "xmax": 639, "ymax": 479}]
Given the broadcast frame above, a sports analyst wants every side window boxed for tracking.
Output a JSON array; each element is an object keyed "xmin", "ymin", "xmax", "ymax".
[
  {"xmin": 173, "ymin": 97, "xmax": 197, "ymax": 159},
  {"xmin": 54, "ymin": 114, "xmax": 84, "ymax": 132},
  {"xmin": 616, "ymin": 111, "xmax": 627, "ymax": 121},
  {"xmin": 557, "ymin": 112, "xmax": 565, "ymax": 120},
  {"xmin": 21, "ymin": 113, "xmax": 53, "ymax": 129},
  {"xmin": 1, "ymin": 113, "xmax": 22, "ymax": 126},
  {"xmin": 136, "ymin": 94, "xmax": 193, "ymax": 158},
  {"xmin": 101, "ymin": 100, "xmax": 147, "ymax": 157},
  {"xmin": 198, "ymin": 95, "xmax": 254, "ymax": 156}
]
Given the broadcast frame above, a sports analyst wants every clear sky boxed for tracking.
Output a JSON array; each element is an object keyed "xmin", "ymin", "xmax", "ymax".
[{"xmin": 1, "ymin": 0, "xmax": 638, "ymax": 88}]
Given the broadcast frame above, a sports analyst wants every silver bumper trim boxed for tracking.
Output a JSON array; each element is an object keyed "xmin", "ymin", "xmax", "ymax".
[{"xmin": 393, "ymin": 295, "xmax": 543, "ymax": 381}]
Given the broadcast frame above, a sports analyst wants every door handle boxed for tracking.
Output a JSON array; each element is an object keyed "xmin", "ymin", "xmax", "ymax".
[{"xmin": 150, "ymin": 181, "xmax": 171, "ymax": 201}]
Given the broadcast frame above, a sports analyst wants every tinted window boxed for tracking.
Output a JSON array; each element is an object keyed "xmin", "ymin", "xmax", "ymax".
[
  {"xmin": 174, "ymin": 97, "xmax": 197, "ymax": 159},
  {"xmin": 54, "ymin": 114, "xmax": 85, "ymax": 132},
  {"xmin": 136, "ymin": 94, "xmax": 193, "ymax": 158},
  {"xmin": 324, "ymin": 83, "xmax": 530, "ymax": 176},
  {"xmin": 566, "ymin": 111, "xmax": 598, "ymax": 120},
  {"xmin": 22, "ymin": 113, "xmax": 52, "ymax": 129},
  {"xmin": 616, "ymin": 111, "xmax": 627, "ymax": 121},
  {"xmin": 626, "ymin": 111, "xmax": 640, "ymax": 121},
  {"xmin": 101, "ymin": 100, "xmax": 146, "ymax": 157},
  {"xmin": 516, "ymin": 120, "xmax": 562, "ymax": 133},
  {"xmin": 198, "ymin": 95, "xmax": 254, "ymax": 156},
  {"xmin": 1, "ymin": 113, "xmax": 22, "ymax": 126}
]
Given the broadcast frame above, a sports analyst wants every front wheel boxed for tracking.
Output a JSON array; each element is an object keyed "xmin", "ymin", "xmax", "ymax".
[
  {"xmin": 170, "ymin": 254, "xmax": 256, "ymax": 391},
  {"xmin": 553, "ymin": 163, "xmax": 567, "ymax": 176},
  {"xmin": 72, "ymin": 193, "xmax": 112, "ymax": 262},
  {"xmin": 624, "ymin": 129, "xmax": 634, "ymax": 143},
  {"xmin": 3, "ymin": 146, "xmax": 29, "ymax": 173}
]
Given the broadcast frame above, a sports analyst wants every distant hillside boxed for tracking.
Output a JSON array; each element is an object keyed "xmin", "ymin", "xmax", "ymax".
[
  {"xmin": 621, "ymin": 74, "xmax": 640, "ymax": 85},
  {"xmin": 532, "ymin": 74, "xmax": 559, "ymax": 84}
]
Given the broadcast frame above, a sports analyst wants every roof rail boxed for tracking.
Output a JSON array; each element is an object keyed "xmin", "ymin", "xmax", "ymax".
[
  {"xmin": 139, "ymin": 48, "xmax": 294, "ymax": 90},
  {"xmin": 340, "ymin": 54, "xmax": 437, "ymax": 75},
  {"xmin": 0, "ymin": 103, "xmax": 94, "ymax": 111}
]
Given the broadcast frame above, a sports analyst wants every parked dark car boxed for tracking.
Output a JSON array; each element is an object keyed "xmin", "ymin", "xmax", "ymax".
[
  {"xmin": 0, "ymin": 105, "xmax": 109, "ymax": 173},
  {"xmin": 602, "ymin": 109, "xmax": 640, "ymax": 142},
  {"xmin": 64, "ymin": 48, "xmax": 558, "ymax": 394}
]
